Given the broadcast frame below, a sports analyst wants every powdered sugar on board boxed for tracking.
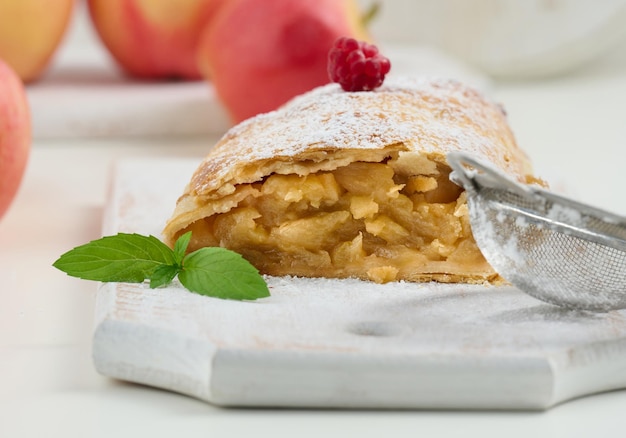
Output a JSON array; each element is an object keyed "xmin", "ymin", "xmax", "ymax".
[{"xmin": 93, "ymin": 158, "xmax": 626, "ymax": 410}]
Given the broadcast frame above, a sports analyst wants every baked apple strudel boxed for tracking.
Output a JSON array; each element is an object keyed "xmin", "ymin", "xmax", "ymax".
[{"xmin": 163, "ymin": 77, "xmax": 539, "ymax": 284}]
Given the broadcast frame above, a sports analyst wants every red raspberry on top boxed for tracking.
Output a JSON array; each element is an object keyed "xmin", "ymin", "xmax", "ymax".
[{"xmin": 328, "ymin": 37, "xmax": 391, "ymax": 92}]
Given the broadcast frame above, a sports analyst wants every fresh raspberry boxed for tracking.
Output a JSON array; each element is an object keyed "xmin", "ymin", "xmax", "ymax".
[{"xmin": 328, "ymin": 37, "xmax": 391, "ymax": 92}]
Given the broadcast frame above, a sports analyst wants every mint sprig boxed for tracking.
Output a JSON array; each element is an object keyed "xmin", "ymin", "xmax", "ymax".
[{"xmin": 53, "ymin": 232, "xmax": 270, "ymax": 301}]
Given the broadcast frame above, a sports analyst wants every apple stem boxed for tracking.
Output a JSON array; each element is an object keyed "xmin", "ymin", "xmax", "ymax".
[{"xmin": 361, "ymin": 2, "xmax": 381, "ymax": 28}]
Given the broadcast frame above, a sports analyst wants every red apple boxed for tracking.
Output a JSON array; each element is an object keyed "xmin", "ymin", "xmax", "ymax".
[
  {"xmin": 0, "ymin": 0, "xmax": 75, "ymax": 83},
  {"xmin": 88, "ymin": 0, "xmax": 225, "ymax": 80},
  {"xmin": 197, "ymin": 0, "xmax": 370, "ymax": 122},
  {"xmin": 0, "ymin": 59, "xmax": 30, "ymax": 221}
]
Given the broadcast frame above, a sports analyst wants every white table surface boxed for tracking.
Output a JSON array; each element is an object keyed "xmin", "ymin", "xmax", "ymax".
[{"xmin": 3, "ymin": 6, "xmax": 626, "ymax": 438}]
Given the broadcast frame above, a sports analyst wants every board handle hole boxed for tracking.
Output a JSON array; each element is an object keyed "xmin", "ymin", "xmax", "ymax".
[{"xmin": 347, "ymin": 321, "xmax": 399, "ymax": 337}]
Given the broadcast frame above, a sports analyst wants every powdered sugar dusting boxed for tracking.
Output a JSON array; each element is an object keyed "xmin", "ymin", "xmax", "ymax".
[{"xmin": 188, "ymin": 76, "xmax": 530, "ymax": 197}]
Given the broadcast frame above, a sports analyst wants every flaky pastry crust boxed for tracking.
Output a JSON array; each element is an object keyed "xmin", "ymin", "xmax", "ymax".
[{"xmin": 163, "ymin": 77, "xmax": 538, "ymax": 284}]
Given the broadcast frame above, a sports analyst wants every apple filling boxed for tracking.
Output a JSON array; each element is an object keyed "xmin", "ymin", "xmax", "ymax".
[{"xmin": 181, "ymin": 157, "xmax": 497, "ymax": 283}]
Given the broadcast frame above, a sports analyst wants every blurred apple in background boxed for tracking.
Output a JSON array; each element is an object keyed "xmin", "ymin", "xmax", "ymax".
[
  {"xmin": 0, "ymin": 0, "xmax": 74, "ymax": 83},
  {"xmin": 0, "ymin": 59, "xmax": 30, "ymax": 221},
  {"xmin": 197, "ymin": 0, "xmax": 370, "ymax": 122},
  {"xmin": 88, "ymin": 0, "xmax": 225, "ymax": 80}
]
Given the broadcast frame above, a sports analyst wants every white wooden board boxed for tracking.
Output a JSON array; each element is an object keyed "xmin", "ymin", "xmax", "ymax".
[
  {"xmin": 93, "ymin": 159, "xmax": 626, "ymax": 410},
  {"xmin": 27, "ymin": 44, "xmax": 489, "ymax": 139}
]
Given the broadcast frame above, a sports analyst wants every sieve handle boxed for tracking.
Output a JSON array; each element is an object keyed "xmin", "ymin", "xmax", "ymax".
[
  {"xmin": 447, "ymin": 151, "xmax": 626, "ymax": 253},
  {"xmin": 447, "ymin": 151, "xmax": 532, "ymax": 198}
]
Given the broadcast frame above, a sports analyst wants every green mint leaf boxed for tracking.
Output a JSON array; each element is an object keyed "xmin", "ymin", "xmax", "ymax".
[
  {"xmin": 150, "ymin": 264, "xmax": 180, "ymax": 289},
  {"xmin": 178, "ymin": 247, "xmax": 270, "ymax": 301},
  {"xmin": 173, "ymin": 231, "xmax": 192, "ymax": 265},
  {"xmin": 53, "ymin": 233, "xmax": 176, "ymax": 283},
  {"xmin": 53, "ymin": 231, "xmax": 271, "ymax": 302}
]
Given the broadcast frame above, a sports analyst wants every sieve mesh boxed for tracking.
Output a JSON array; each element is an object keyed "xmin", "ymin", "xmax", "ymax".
[
  {"xmin": 448, "ymin": 151, "xmax": 626, "ymax": 312},
  {"xmin": 469, "ymin": 194, "xmax": 626, "ymax": 311}
]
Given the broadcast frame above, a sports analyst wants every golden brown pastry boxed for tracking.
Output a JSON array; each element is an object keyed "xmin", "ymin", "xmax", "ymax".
[{"xmin": 163, "ymin": 77, "xmax": 538, "ymax": 284}]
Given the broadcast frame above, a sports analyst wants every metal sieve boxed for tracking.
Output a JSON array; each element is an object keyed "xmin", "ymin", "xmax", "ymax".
[{"xmin": 447, "ymin": 151, "xmax": 626, "ymax": 312}]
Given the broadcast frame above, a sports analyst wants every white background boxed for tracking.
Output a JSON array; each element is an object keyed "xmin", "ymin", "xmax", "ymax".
[{"xmin": 2, "ymin": 1, "xmax": 626, "ymax": 436}]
